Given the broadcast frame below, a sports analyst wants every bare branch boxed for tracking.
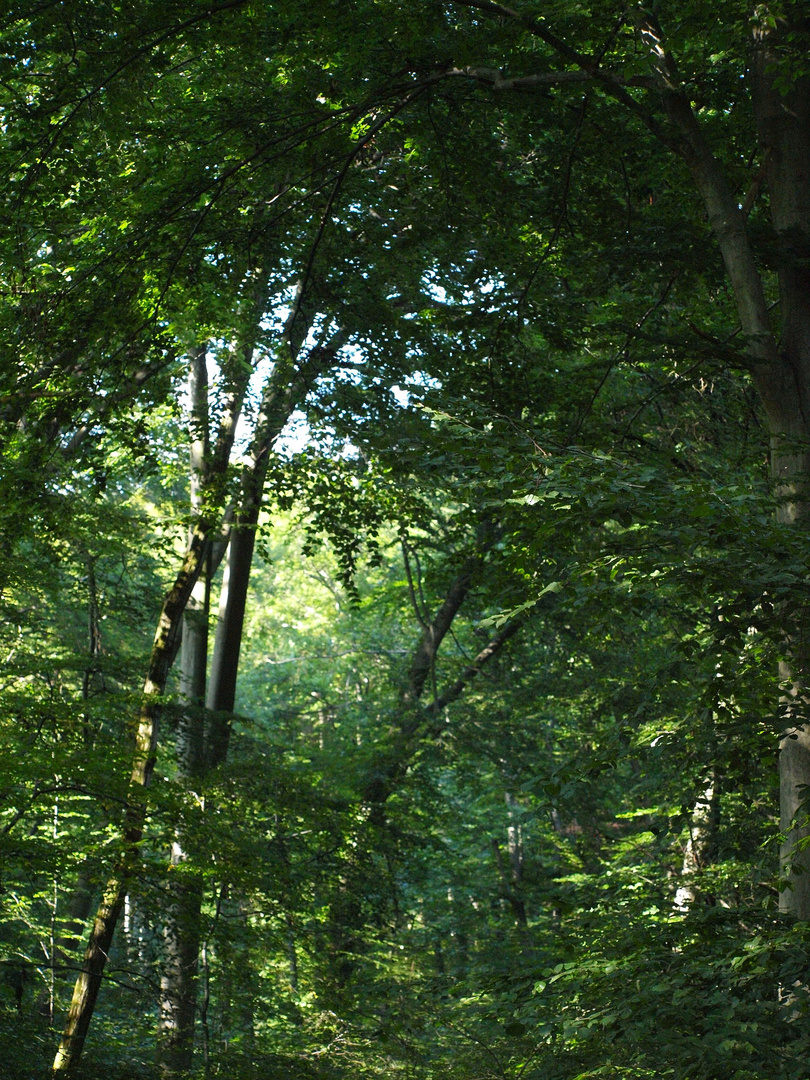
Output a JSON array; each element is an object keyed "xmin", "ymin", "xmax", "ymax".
[
  {"xmin": 427, "ymin": 618, "xmax": 523, "ymax": 714},
  {"xmin": 447, "ymin": 65, "xmax": 591, "ymax": 89},
  {"xmin": 404, "ymin": 554, "xmax": 481, "ymax": 705}
]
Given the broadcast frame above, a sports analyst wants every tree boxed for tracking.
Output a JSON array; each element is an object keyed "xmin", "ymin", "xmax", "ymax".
[{"xmin": 425, "ymin": 0, "xmax": 810, "ymax": 910}]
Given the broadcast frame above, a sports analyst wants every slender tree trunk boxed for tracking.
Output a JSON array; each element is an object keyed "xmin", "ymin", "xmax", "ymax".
[
  {"xmin": 363, "ymin": 611, "xmax": 523, "ymax": 810},
  {"xmin": 157, "ymin": 347, "xmax": 210, "ymax": 1074},
  {"xmin": 199, "ymin": 884, "xmax": 224, "ymax": 1078},
  {"xmin": 178, "ymin": 346, "xmax": 211, "ymax": 774},
  {"xmin": 447, "ymin": 885, "xmax": 469, "ymax": 978},
  {"xmin": 674, "ymin": 778, "xmax": 720, "ymax": 911},
  {"xmin": 80, "ymin": 549, "xmax": 103, "ymax": 745},
  {"xmin": 325, "ymin": 543, "xmax": 523, "ymax": 987},
  {"xmin": 778, "ymin": 667, "xmax": 810, "ymax": 916},
  {"xmin": 363, "ymin": 527, "xmax": 500, "ymax": 811},
  {"xmin": 505, "ymin": 792, "xmax": 527, "ymax": 925},
  {"xmin": 59, "ymin": 865, "xmax": 95, "ymax": 952},
  {"xmin": 205, "ymin": 519, "xmax": 256, "ymax": 761},
  {"xmin": 492, "ymin": 794, "xmax": 528, "ymax": 926},
  {"xmin": 202, "ymin": 371, "xmax": 294, "ymax": 756},
  {"xmin": 285, "ymin": 912, "xmax": 299, "ymax": 992},
  {"xmin": 157, "ymin": 314, "xmax": 331, "ymax": 1062},
  {"xmin": 750, "ymin": 48, "xmax": 810, "ymax": 918},
  {"xmin": 157, "ymin": 851, "xmax": 204, "ymax": 1075},
  {"xmin": 154, "ymin": 313, "xmax": 337, "ymax": 1065}
]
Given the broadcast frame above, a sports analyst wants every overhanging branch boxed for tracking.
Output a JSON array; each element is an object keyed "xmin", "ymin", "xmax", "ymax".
[{"xmin": 447, "ymin": 0, "xmax": 673, "ymax": 145}]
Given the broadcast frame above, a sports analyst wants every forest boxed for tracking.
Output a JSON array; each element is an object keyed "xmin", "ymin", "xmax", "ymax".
[{"xmin": 2, "ymin": 1, "xmax": 810, "ymax": 1077}]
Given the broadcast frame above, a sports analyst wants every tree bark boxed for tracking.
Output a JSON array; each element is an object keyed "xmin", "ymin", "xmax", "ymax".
[
  {"xmin": 157, "ymin": 316, "xmax": 334, "ymax": 1063},
  {"xmin": 750, "ymin": 37, "xmax": 810, "ymax": 917},
  {"xmin": 673, "ymin": 778, "xmax": 720, "ymax": 911},
  {"xmin": 156, "ymin": 849, "xmax": 204, "ymax": 1075},
  {"xmin": 178, "ymin": 346, "xmax": 211, "ymax": 775},
  {"xmin": 80, "ymin": 548, "xmax": 103, "ymax": 741},
  {"xmin": 205, "ymin": 519, "xmax": 256, "ymax": 763},
  {"xmin": 154, "ymin": 311, "xmax": 339, "ymax": 1066},
  {"xmin": 157, "ymin": 347, "xmax": 210, "ymax": 1074},
  {"xmin": 779, "ymin": 668, "xmax": 810, "ymax": 916}
]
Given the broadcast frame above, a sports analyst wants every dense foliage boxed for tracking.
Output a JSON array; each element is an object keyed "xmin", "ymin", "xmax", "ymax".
[{"xmin": 2, "ymin": 1, "xmax": 810, "ymax": 1077}]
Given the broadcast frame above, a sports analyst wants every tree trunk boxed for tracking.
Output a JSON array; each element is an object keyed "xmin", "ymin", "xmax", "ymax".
[
  {"xmin": 325, "ymin": 546, "xmax": 523, "ymax": 988},
  {"xmin": 154, "ymin": 316, "xmax": 335, "ymax": 1066},
  {"xmin": 157, "ymin": 849, "xmax": 204, "ymax": 1075},
  {"xmin": 362, "ymin": 527, "xmax": 502, "ymax": 811},
  {"xmin": 157, "ymin": 347, "xmax": 210, "ymax": 1074},
  {"xmin": 51, "ymin": 875, "xmax": 128, "ymax": 1072},
  {"xmin": 363, "ymin": 612, "xmax": 523, "ymax": 810},
  {"xmin": 52, "ymin": 524, "xmax": 211, "ymax": 1074},
  {"xmin": 751, "ymin": 44, "xmax": 810, "ymax": 918},
  {"xmin": 673, "ymin": 778, "xmax": 720, "ymax": 911},
  {"xmin": 178, "ymin": 346, "xmax": 210, "ymax": 774},
  {"xmin": 505, "ymin": 792, "xmax": 527, "ymax": 925},
  {"xmin": 779, "ymin": 670, "xmax": 810, "ymax": 917},
  {"xmin": 466, "ymin": 0, "xmax": 810, "ymax": 924},
  {"xmin": 750, "ymin": 44, "xmax": 810, "ymax": 917},
  {"xmin": 492, "ymin": 793, "xmax": 528, "ymax": 926},
  {"xmin": 157, "ymin": 321, "xmax": 327, "ymax": 1062},
  {"xmin": 80, "ymin": 548, "xmax": 104, "ymax": 744},
  {"xmin": 752, "ymin": 40, "xmax": 810, "ymax": 518},
  {"xmin": 205, "ymin": 518, "xmax": 256, "ymax": 763}
]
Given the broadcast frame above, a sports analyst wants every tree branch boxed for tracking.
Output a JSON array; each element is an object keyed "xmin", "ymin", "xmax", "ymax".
[
  {"xmin": 426, "ymin": 618, "xmax": 523, "ymax": 714},
  {"xmin": 447, "ymin": 0, "xmax": 671, "ymax": 143}
]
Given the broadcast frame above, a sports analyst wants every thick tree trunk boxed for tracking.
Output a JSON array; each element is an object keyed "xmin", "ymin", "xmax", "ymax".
[
  {"xmin": 473, "ymin": 0, "xmax": 810, "ymax": 923},
  {"xmin": 752, "ymin": 44, "xmax": 810, "ymax": 517}
]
